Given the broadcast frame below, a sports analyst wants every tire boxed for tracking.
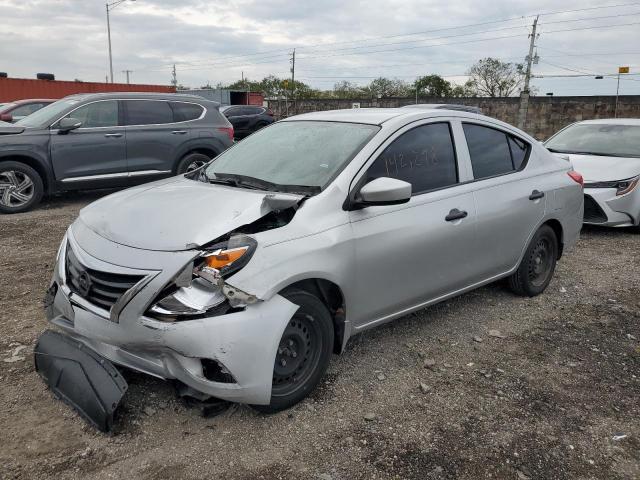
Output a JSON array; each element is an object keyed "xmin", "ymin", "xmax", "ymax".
[
  {"xmin": 0, "ymin": 161, "xmax": 44, "ymax": 214},
  {"xmin": 251, "ymin": 289, "xmax": 334, "ymax": 413},
  {"xmin": 175, "ymin": 152, "xmax": 213, "ymax": 175},
  {"xmin": 508, "ymin": 225, "xmax": 558, "ymax": 297}
]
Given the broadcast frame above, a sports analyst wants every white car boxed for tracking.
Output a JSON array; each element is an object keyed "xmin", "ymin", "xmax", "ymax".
[{"xmin": 546, "ymin": 119, "xmax": 640, "ymax": 230}]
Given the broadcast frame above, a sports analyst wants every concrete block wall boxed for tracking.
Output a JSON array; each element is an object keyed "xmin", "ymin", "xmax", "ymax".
[{"xmin": 267, "ymin": 95, "xmax": 640, "ymax": 140}]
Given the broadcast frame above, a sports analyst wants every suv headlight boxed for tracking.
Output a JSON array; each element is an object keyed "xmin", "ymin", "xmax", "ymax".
[{"xmin": 148, "ymin": 235, "xmax": 258, "ymax": 321}]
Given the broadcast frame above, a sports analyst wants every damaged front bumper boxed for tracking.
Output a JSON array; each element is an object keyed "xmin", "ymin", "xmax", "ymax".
[{"xmin": 43, "ymin": 222, "xmax": 298, "ymax": 406}]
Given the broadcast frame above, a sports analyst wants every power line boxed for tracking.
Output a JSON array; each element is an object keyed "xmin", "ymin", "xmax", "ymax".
[
  {"xmin": 135, "ymin": 2, "xmax": 640, "ymax": 72},
  {"xmin": 296, "ymin": 12, "xmax": 640, "ymax": 57}
]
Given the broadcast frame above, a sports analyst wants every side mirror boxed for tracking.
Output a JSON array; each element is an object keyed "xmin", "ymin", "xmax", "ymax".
[
  {"xmin": 57, "ymin": 117, "xmax": 82, "ymax": 133},
  {"xmin": 357, "ymin": 177, "xmax": 412, "ymax": 207},
  {"xmin": 0, "ymin": 113, "xmax": 12, "ymax": 122}
]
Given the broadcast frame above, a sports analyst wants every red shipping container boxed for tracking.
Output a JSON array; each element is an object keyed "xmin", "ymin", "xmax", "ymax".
[{"xmin": 0, "ymin": 77, "xmax": 175, "ymax": 102}]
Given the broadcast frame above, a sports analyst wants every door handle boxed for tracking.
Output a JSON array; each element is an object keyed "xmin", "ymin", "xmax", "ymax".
[
  {"xmin": 529, "ymin": 190, "xmax": 545, "ymax": 200},
  {"xmin": 104, "ymin": 133, "xmax": 122, "ymax": 138},
  {"xmin": 445, "ymin": 208, "xmax": 468, "ymax": 222},
  {"xmin": 171, "ymin": 130, "xmax": 188, "ymax": 135}
]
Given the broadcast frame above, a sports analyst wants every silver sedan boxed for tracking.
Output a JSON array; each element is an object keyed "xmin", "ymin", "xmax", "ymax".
[
  {"xmin": 39, "ymin": 108, "xmax": 583, "ymax": 426},
  {"xmin": 546, "ymin": 118, "xmax": 640, "ymax": 230}
]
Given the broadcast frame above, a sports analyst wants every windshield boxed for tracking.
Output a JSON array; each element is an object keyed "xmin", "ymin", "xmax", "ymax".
[
  {"xmin": 204, "ymin": 121, "xmax": 379, "ymax": 193},
  {"xmin": 546, "ymin": 123, "xmax": 640, "ymax": 158},
  {"xmin": 0, "ymin": 102, "xmax": 16, "ymax": 112},
  {"xmin": 15, "ymin": 98, "xmax": 83, "ymax": 128}
]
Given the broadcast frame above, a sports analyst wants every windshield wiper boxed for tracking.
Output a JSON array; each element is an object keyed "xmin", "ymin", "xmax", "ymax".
[
  {"xmin": 209, "ymin": 172, "xmax": 322, "ymax": 196},
  {"xmin": 209, "ymin": 173, "xmax": 268, "ymax": 191}
]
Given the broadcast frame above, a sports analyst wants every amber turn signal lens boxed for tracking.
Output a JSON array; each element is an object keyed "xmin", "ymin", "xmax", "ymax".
[{"xmin": 205, "ymin": 247, "xmax": 248, "ymax": 269}]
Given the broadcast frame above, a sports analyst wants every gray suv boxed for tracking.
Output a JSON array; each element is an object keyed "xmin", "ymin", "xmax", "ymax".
[{"xmin": 0, "ymin": 92, "xmax": 234, "ymax": 213}]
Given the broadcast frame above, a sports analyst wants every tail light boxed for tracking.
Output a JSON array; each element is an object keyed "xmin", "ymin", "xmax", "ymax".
[
  {"xmin": 217, "ymin": 126, "xmax": 234, "ymax": 141},
  {"xmin": 568, "ymin": 171, "xmax": 584, "ymax": 187},
  {"xmin": 266, "ymin": 109, "xmax": 274, "ymax": 117}
]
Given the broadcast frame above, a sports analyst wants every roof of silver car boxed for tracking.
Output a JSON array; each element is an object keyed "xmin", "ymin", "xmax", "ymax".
[
  {"xmin": 283, "ymin": 107, "xmax": 476, "ymax": 125},
  {"xmin": 575, "ymin": 118, "xmax": 640, "ymax": 126}
]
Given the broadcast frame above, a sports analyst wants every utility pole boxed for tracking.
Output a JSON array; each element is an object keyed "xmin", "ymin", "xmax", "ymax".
[
  {"xmin": 106, "ymin": 3, "xmax": 114, "ymax": 83},
  {"xmin": 106, "ymin": 0, "xmax": 135, "ymax": 84},
  {"xmin": 171, "ymin": 64, "xmax": 177, "ymax": 88},
  {"xmin": 517, "ymin": 15, "xmax": 539, "ymax": 130},
  {"xmin": 290, "ymin": 49, "xmax": 296, "ymax": 114},
  {"xmin": 122, "ymin": 69, "xmax": 133, "ymax": 84}
]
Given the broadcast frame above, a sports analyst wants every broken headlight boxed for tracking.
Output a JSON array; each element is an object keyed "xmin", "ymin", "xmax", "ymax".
[{"xmin": 148, "ymin": 235, "xmax": 258, "ymax": 321}]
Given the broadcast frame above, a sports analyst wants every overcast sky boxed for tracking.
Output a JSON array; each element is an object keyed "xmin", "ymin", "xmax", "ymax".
[{"xmin": 1, "ymin": 0, "xmax": 639, "ymax": 96}]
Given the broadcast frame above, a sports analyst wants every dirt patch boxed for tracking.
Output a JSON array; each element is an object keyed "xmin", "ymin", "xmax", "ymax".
[{"xmin": 1, "ymin": 196, "xmax": 639, "ymax": 479}]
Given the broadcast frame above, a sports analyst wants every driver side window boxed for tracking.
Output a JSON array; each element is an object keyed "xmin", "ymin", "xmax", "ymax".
[
  {"xmin": 62, "ymin": 101, "xmax": 119, "ymax": 128},
  {"xmin": 365, "ymin": 122, "xmax": 458, "ymax": 196}
]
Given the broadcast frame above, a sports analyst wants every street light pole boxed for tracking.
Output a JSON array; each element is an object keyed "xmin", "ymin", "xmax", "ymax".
[
  {"xmin": 106, "ymin": 3, "xmax": 113, "ymax": 83},
  {"xmin": 106, "ymin": 0, "xmax": 135, "ymax": 84}
]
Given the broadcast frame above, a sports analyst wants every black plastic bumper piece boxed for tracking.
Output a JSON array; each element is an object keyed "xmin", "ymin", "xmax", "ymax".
[{"xmin": 34, "ymin": 330, "xmax": 128, "ymax": 433}]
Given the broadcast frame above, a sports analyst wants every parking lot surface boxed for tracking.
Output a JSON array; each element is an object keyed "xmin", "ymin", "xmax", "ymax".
[{"xmin": 1, "ymin": 191, "xmax": 639, "ymax": 480}]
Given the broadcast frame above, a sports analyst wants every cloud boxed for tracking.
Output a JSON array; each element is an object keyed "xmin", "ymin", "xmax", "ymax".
[{"xmin": 0, "ymin": 0, "xmax": 638, "ymax": 94}]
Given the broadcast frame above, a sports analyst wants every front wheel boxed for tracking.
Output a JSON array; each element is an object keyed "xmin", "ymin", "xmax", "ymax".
[
  {"xmin": 252, "ymin": 289, "xmax": 334, "ymax": 413},
  {"xmin": 508, "ymin": 225, "xmax": 558, "ymax": 297},
  {"xmin": 0, "ymin": 161, "xmax": 44, "ymax": 214}
]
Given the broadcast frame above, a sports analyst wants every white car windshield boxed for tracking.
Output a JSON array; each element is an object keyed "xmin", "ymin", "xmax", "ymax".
[
  {"xmin": 546, "ymin": 123, "xmax": 640, "ymax": 158},
  {"xmin": 204, "ymin": 121, "xmax": 379, "ymax": 194}
]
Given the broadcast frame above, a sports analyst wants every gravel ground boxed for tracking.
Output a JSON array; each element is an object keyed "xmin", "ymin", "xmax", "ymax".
[{"xmin": 0, "ymin": 191, "xmax": 638, "ymax": 480}]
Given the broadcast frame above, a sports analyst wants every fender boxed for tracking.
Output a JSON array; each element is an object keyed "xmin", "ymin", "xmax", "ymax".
[
  {"xmin": 0, "ymin": 148, "xmax": 55, "ymax": 193},
  {"xmin": 173, "ymin": 137, "xmax": 230, "ymax": 168}
]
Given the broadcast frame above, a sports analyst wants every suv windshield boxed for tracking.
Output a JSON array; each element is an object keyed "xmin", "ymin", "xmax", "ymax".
[
  {"xmin": 546, "ymin": 123, "xmax": 640, "ymax": 158},
  {"xmin": 15, "ymin": 99, "xmax": 84, "ymax": 128},
  {"xmin": 204, "ymin": 121, "xmax": 379, "ymax": 194}
]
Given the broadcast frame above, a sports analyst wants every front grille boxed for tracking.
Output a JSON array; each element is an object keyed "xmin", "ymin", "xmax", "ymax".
[
  {"xmin": 583, "ymin": 195, "xmax": 608, "ymax": 223},
  {"xmin": 65, "ymin": 244, "xmax": 144, "ymax": 311}
]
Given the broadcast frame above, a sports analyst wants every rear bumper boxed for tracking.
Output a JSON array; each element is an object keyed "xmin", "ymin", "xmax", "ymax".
[
  {"xmin": 44, "ymin": 225, "xmax": 298, "ymax": 405},
  {"xmin": 583, "ymin": 187, "xmax": 640, "ymax": 227}
]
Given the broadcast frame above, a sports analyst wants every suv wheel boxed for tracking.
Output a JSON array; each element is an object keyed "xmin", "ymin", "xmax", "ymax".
[
  {"xmin": 0, "ymin": 161, "xmax": 44, "ymax": 214},
  {"xmin": 508, "ymin": 225, "xmax": 558, "ymax": 297},
  {"xmin": 176, "ymin": 153, "xmax": 213, "ymax": 174},
  {"xmin": 251, "ymin": 289, "xmax": 334, "ymax": 413}
]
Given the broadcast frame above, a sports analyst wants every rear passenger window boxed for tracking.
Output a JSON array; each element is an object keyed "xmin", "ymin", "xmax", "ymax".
[
  {"xmin": 170, "ymin": 102, "xmax": 204, "ymax": 122},
  {"xmin": 463, "ymin": 123, "xmax": 530, "ymax": 179},
  {"xmin": 366, "ymin": 122, "xmax": 458, "ymax": 195},
  {"xmin": 124, "ymin": 100, "xmax": 173, "ymax": 125}
]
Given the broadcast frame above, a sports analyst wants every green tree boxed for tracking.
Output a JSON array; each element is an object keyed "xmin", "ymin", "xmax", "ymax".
[
  {"xmin": 466, "ymin": 58, "xmax": 524, "ymax": 97},
  {"xmin": 413, "ymin": 74, "xmax": 452, "ymax": 97},
  {"xmin": 333, "ymin": 80, "xmax": 365, "ymax": 99},
  {"xmin": 365, "ymin": 77, "xmax": 411, "ymax": 98}
]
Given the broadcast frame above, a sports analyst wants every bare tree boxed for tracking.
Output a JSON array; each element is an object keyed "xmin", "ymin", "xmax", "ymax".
[{"xmin": 467, "ymin": 58, "xmax": 524, "ymax": 97}]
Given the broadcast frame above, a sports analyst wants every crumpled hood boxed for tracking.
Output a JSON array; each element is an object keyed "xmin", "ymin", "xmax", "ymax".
[
  {"xmin": 78, "ymin": 176, "xmax": 303, "ymax": 251},
  {"xmin": 559, "ymin": 153, "xmax": 640, "ymax": 182}
]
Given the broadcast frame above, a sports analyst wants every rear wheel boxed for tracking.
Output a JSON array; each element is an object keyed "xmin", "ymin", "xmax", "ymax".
[
  {"xmin": 508, "ymin": 225, "xmax": 558, "ymax": 297},
  {"xmin": 176, "ymin": 152, "xmax": 213, "ymax": 175},
  {"xmin": 0, "ymin": 161, "xmax": 43, "ymax": 214},
  {"xmin": 252, "ymin": 289, "xmax": 334, "ymax": 413}
]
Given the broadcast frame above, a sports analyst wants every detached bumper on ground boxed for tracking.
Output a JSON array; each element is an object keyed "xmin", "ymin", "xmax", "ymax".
[{"xmin": 34, "ymin": 329, "xmax": 128, "ymax": 432}]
